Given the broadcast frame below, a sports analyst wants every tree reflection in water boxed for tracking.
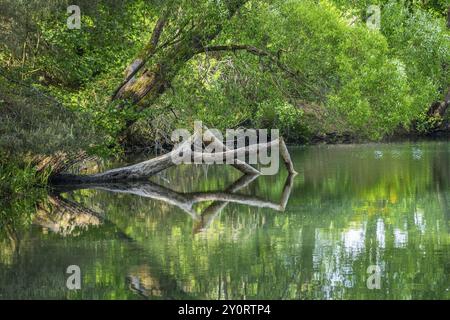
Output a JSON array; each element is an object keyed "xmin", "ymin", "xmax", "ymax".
[{"xmin": 0, "ymin": 142, "xmax": 449, "ymax": 299}]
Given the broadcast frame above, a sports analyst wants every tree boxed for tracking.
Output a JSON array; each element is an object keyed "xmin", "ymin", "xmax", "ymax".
[{"xmin": 111, "ymin": 1, "xmax": 250, "ymax": 130}]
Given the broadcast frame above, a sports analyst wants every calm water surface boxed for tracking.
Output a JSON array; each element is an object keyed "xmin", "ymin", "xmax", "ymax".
[{"xmin": 1, "ymin": 141, "xmax": 449, "ymax": 299}]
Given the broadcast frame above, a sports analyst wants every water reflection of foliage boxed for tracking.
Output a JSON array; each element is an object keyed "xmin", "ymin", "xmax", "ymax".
[
  {"xmin": 0, "ymin": 187, "xmax": 47, "ymax": 265},
  {"xmin": 63, "ymin": 152, "xmax": 448, "ymax": 299},
  {"xmin": 83, "ymin": 143, "xmax": 448, "ymax": 300},
  {"xmin": 1, "ymin": 143, "xmax": 449, "ymax": 299},
  {"xmin": 34, "ymin": 195, "xmax": 102, "ymax": 237}
]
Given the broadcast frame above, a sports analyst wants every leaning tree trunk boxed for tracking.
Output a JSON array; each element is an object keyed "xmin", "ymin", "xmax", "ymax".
[
  {"xmin": 112, "ymin": 1, "xmax": 248, "ymax": 130},
  {"xmin": 49, "ymin": 1, "xmax": 306, "ymax": 183},
  {"xmin": 110, "ymin": 0, "xmax": 316, "ymax": 138}
]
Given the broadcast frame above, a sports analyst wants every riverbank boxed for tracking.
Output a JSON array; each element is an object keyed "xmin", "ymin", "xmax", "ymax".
[{"xmin": 309, "ymin": 129, "xmax": 450, "ymax": 145}]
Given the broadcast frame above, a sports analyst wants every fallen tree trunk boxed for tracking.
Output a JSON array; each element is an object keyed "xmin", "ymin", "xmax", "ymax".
[
  {"xmin": 202, "ymin": 125, "xmax": 260, "ymax": 175},
  {"xmin": 51, "ymin": 130, "xmax": 296, "ymax": 184},
  {"xmin": 51, "ymin": 133, "xmax": 199, "ymax": 183}
]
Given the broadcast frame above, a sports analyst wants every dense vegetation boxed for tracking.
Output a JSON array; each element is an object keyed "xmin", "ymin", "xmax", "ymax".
[
  {"xmin": 0, "ymin": 1, "xmax": 449, "ymax": 300},
  {"xmin": 0, "ymin": 0, "xmax": 449, "ymax": 192}
]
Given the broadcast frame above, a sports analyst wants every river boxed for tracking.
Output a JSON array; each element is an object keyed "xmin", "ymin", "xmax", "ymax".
[{"xmin": 0, "ymin": 141, "xmax": 449, "ymax": 299}]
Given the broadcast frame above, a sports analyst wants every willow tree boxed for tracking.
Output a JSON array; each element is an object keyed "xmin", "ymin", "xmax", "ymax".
[
  {"xmin": 110, "ymin": 1, "xmax": 248, "ymax": 125},
  {"xmin": 110, "ymin": 0, "xmax": 317, "ymax": 134},
  {"xmin": 1, "ymin": 0, "xmax": 449, "ymax": 181}
]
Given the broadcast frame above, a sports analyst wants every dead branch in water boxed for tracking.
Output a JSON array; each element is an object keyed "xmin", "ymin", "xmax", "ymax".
[{"xmin": 51, "ymin": 124, "xmax": 297, "ymax": 183}]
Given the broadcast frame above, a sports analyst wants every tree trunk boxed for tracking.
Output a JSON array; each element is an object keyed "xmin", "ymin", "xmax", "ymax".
[
  {"xmin": 447, "ymin": 6, "xmax": 450, "ymax": 29},
  {"xmin": 112, "ymin": 1, "xmax": 249, "ymax": 131},
  {"xmin": 51, "ymin": 132, "xmax": 296, "ymax": 184},
  {"xmin": 428, "ymin": 88, "xmax": 450, "ymax": 118}
]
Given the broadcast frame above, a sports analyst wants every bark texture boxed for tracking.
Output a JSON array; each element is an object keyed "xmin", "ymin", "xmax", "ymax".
[{"xmin": 51, "ymin": 129, "xmax": 296, "ymax": 183}]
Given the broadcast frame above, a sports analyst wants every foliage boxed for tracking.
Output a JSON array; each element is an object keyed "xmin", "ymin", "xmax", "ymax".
[
  {"xmin": 0, "ymin": 72, "xmax": 105, "ymax": 158},
  {"xmin": 161, "ymin": 0, "xmax": 449, "ymax": 140},
  {"xmin": 0, "ymin": 70, "xmax": 106, "ymax": 195},
  {"xmin": 0, "ymin": 0, "xmax": 449, "ymax": 150},
  {"xmin": 330, "ymin": 0, "xmax": 450, "ymax": 132},
  {"xmin": 255, "ymin": 99, "xmax": 308, "ymax": 142},
  {"xmin": 0, "ymin": 162, "xmax": 46, "ymax": 196},
  {"xmin": 0, "ymin": 0, "xmax": 449, "ymax": 299}
]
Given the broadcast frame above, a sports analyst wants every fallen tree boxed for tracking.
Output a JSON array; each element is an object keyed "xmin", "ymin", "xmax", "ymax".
[{"xmin": 51, "ymin": 124, "xmax": 297, "ymax": 184}]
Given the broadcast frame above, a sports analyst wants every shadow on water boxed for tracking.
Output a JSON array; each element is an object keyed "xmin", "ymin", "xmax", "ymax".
[{"xmin": 0, "ymin": 141, "xmax": 449, "ymax": 299}]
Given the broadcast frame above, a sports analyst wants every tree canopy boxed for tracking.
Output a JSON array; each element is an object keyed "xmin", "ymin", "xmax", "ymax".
[{"xmin": 0, "ymin": 0, "xmax": 449, "ymax": 165}]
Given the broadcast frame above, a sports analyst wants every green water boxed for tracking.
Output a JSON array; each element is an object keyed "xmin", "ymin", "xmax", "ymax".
[{"xmin": 0, "ymin": 141, "xmax": 449, "ymax": 299}]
